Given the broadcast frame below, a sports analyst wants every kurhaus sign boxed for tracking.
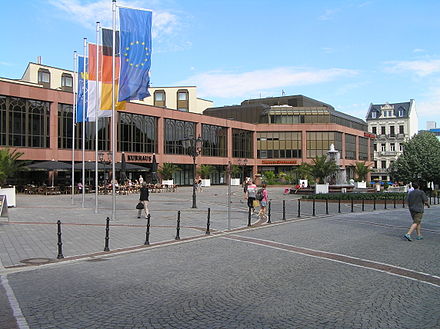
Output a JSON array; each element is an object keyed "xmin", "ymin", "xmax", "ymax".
[
  {"xmin": 364, "ymin": 132, "xmax": 376, "ymax": 139},
  {"xmin": 261, "ymin": 160, "xmax": 298, "ymax": 165},
  {"xmin": 127, "ymin": 155, "xmax": 152, "ymax": 162}
]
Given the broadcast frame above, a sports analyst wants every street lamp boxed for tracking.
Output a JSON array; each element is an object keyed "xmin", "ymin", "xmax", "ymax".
[
  {"xmin": 98, "ymin": 151, "xmax": 112, "ymax": 187},
  {"xmin": 238, "ymin": 158, "xmax": 248, "ymax": 184},
  {"xmin": 182, "ymin": 135, "xmax": 203, "ymax": 208}
]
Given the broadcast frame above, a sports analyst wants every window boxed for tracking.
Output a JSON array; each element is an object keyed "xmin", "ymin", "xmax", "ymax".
[
  {"xmin": 374, "ymin": 161, "xmax": 377, "ymax": 168},
  {"xmin": 390, "ymin": 126, "xmax": 395, "ymax": 137},
  {"xmin": 306, "ymin": 131, "xmax": 342, "ymax": 158},
  {"xmin": 120, "ymin": 113, "xmax": 156, "ymax": 153},
  {"xmin": 202, "ymin": 124, "xmax": 227, "ymax": 157},
  {"xmin": 371, "ymin": 111, "xmax": 376, "ymax": 119},
  {"xmin": 383, "ymin": 111, "xmax": 387, "ymax": 117},
  {"xmin": 38, "ymin": 69, "xmax": 50, "ymax": 87},
  {"xmin": 345, "ymin": 134, "xmax": 356, "ymax": 160},
  {"xmin": 232, "ymin": 129, "xmax": 253, "ymax": 158},
  {"xmin": 399, "ymin": 144, "xmax": 404, "ymax": 152},
  {"xmin": 372, "ymin": 126, "xmax": 377, "ymax": 135},
  {"xmin": 381, "ymin": 126, "xmax": 386, "ymax": 135},
  {"xmin": 258, "ymin": 131, "xmax": 302, "ymax": 159},
  {"xmin": 359, "ymin": 137, "xmax": 368, "ymax": 160},
  {"xmin": 390, "ymin": 143, "xmax": 395, "ymax": 152},
  {"xmin": 61, "ymin": 73, "xmax": 73, "ymax": 92},
  {"xmin": 154, "ymin": 90, "xmax": 166, "ymax": 107},
  {"xmin": 399, "ymin": 125, "xmax": 404, "ymax": 134},
  {"xmin": 381, "ymin": 160, "xmax": 387, "ymax": 169},
  {"xmin": 381, "ymin": 143, "xmax": 386, "ymax": 152},
  {"xmin": 177, "ymin": 89, "xmax": 189, "ymax": 111},
  {"xmin": 374, "ymin": 143, "xmax": 377, "ymax": 151},
  {"xmin": 398, "ymin": 109, "xmax": 404, "ymax": 117},
  {"xmin": 164, "ymin": 119, "xmax": 195, "ymax": 155}
]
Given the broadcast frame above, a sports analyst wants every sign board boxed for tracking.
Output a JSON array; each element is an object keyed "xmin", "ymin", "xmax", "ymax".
[{"xmin": 0, "ymin": 195, "xmax": 9, "ymax": 221}]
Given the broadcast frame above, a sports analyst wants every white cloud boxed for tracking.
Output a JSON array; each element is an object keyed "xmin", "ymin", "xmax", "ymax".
[
  {"xmin": 318, "ymin": 9, "xmax": 339, "ymax": 21},
  {"xmin": 178, "ymin": 67, "xmax": 358, "ymax": 99},
  {"xmin": 417, "ymin": 86, "xmax": 440, "ymax": 118},
  {"xmin": 48, "ymin": 0, "xmax": 179, "ymax": 39},
  {"xmin": 385, "ymin": 59, "xmax": 440, "ymax": 77}
]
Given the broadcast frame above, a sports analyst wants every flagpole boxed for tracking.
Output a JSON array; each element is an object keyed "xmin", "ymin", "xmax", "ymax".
[
  {"xmin": 82, "ymin": 37, "xmax": 87, "ymax": 208},
  {"xmin": 72, "ymin": 51, "xmax": 77, "ymax": 205},
  {"xmin": 95, "ymin": 22, "xmax": 100, "ymax": 214},
  {"xmin": 111, "ymin": 0, "xmax": 117, "ymax": 220}
]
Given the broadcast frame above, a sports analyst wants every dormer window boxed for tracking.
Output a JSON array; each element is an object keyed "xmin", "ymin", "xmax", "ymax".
[
  {"xmin": 61, "ymin": 73, "xmax": 73, "ymax": 92},
  {"xmin": 398, "ymin": 109, "xmax": 404, "ymax": 117},
  {"xmin": 38, "ymin": 68, "xmax": 50, "ymax": 88},
  {"xmin": 371, "ymin": 111, "xmax": 376, "ymax": 119}
]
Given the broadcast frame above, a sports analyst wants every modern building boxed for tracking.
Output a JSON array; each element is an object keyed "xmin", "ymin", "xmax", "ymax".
[
  {"xmin": 1, "ymin": 62, "xmax": 374, "ymax": 187},
  {"xmin": 426, "ymin": 121, "xmax": 437, "ymax": 130},
  {"xmin": 365, "ymin": 100, "xmax": 418, "ymax": 181}
]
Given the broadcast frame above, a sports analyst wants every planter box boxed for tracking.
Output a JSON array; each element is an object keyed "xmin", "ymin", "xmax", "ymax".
[
  {"xmin": 230, "ymin": 178, "xmax": 241, "ymax": 186},
  {"xmin": 315, "ymin": 184, "xmax": 329, "ymax": 194},
  {"xmin": 299, "ymin": 179, "xmax": 308, "ymax": 188},
  {"xmin": 201, "ymin": 179, "xmax": 211, "ymax": 187},
  {"xmin": 161, "ymin": 180, "xmax": 174, "ymax": 186},
  {"xmin": 0, "ymin": 186, "xmax": 16, "ymax": 207},
  {"xmin": 355, "ymin": 181, "xmax": 367, "ymax": 189}
]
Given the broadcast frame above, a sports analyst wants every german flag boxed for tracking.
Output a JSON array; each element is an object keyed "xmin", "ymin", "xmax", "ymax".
[{"xmin": 101, "ymin": 28, "xmax": 126, "ymax": 111}]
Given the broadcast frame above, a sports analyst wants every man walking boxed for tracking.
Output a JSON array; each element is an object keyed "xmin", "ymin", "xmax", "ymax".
[
  {"xmin": 404, "ymin": 182, "xmax": 430, "ymax": 241},
  {"xmin": 246, "ymin": 180, "xmax": 258, "ymax": 213}
]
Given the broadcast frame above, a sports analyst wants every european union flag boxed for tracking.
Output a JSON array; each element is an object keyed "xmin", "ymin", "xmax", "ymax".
[{"xmin": 118, "ymin": 7, "xmax": 152, "ymax": 102}]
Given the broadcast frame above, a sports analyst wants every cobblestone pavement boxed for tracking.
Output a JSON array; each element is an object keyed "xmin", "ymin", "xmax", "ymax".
[{"xmin": 1, "ymin": 186, "xmax": 440, "ymax": 328}]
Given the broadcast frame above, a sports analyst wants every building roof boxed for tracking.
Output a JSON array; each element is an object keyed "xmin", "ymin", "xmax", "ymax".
[{"xmin": 366, "ymin": 101, "xmax": 413, "ymax": 121}]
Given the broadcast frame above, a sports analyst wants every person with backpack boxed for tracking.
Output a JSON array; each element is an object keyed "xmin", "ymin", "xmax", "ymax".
[
  {"xmin": 257, "ymin": 184, "xmax": 269, "ymax": 221},
  {"xmin": 246, "ymin": 180, "xmax": 258, "ymax": 213}
]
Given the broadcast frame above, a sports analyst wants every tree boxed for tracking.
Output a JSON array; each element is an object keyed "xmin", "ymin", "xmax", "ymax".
[
  {"xmin": 262, "ymin": 171, "xmax": 277, "ymax": 185},
  {"xmin": 389, "ymin": 131, "xmax": 440, "ymax": 186},
  {"xmin": 157, "ymin": 162, "xmax": 181, "ymax": 180},
  {"xmin": 295, "ymin": 163, "xmax": 312, "ymax": 181},
  {"xmin": 197, "ymin": 164, "xmax": 215, "ymax": 179},
  {"xmin": 309, "ymin": 155, "xmax": 339, "ymax": 184},
  {"xmin": 354, "ymin": 162, "xmax": 371, "ymax": 182},
  {"xmin": 0, "ymin": 148, "xmax": 27, "ymax": 186}
]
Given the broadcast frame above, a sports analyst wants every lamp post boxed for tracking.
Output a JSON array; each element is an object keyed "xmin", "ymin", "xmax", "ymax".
[
  {"xmin": 98, "ymin": 151, "xmax": 112, "ymax": 188},
  {"xmin": 182, "ymin": 135, "xmax": 203, "ymax": 208},
  {"xmin": 238, "ymin": 158, "xmax": 248, "ymax": 184}
]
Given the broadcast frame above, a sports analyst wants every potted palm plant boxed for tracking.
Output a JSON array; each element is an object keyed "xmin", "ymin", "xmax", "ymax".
[
  {"xmin": 354, "ymin": 162, "xmax": 371, "ymax": 188},
  {"xmin": 309, "ymin": 155, "xmax": 339, "ymax": 194},
  {"xmin": 0, "ymin": 148, "xmax": 27, "ymax": 207},
  {"xmin": 197, "ymin": 164, "xmax": 215, "ymax": 187},
  {"xmin": 230, "ymin": 164, "xmax": 241, "ymax": 186},
  {"xmin": 158, "ymin": 162, "xmax": 181, "ymax": 185}
]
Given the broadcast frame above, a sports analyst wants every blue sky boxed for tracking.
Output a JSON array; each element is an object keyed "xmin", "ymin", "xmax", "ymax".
[{"xmin": 1, "ymin": 0, "xmax": 440, "ymax": 128}]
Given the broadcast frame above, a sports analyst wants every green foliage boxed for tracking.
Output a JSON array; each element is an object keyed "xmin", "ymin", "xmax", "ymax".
[
  {"xmin": 309, "ymin": 155, "xmax": 339, "ymax": 184},
  {"xmin": 278, "ymin": 170, "xmax": 296, "ymax": 184},
  {"xmin": 0, "ymin": 148, "xmax": 27, "ymax": 186},
  {"xmin": 354, "ymin": 162, "xmax": 371, "ymax": 182},
  {"xmin": 296, "ymin": 163, "xmax": 312, "ymax": 181},
  {"xmin": 197, "ymin": 164, "xmax": 215, "ymax": 179},
  {"xmin": 390, "ymin": 131, "xmax": 440, "ymax": 185},
  {"xmin": 262, "ymin": 171, "xmax": 277, "ymax": 185},
  {"xmin": 302, "ymin": 192, "xmax": 406, "ymax": 201},
  {"xmin": 230, "ymin": 164, "xmax": 241, "ymax": 178},
  {"xmin": 158, "ymin": 162, "xmax": 181, "ymax": 180}
]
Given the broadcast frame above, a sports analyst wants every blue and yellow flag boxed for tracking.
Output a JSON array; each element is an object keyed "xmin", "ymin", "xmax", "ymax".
[
  {"xmin": 118, "ymin": 7, "xmax": 152, "ymax": 102},
  {"xmin": 76, "ymin": 55, "xmax": 88, "ymax": 123}
]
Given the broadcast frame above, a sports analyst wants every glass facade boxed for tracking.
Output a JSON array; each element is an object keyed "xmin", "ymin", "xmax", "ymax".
[
  {"xmin": 359, "ymin": 137, "xmax": 368, "ymax": 161},
  {"xmin": 164, "ymin": 118, "xmax": 195, "ymax": 155},
  {"xmin": 257, "ymin": 131, "xmax": 302, "ymax": 159},
  {"xmin": 201, "ymin": 124, "xmax": 227, "ymax": 157},
  {"xmin": 58, "ymin": 103, "xmax": 110, "ymax": 151},
  {"xmin": 119, "ymin": 113, "xmax": 156, "ymax": 153},
  {"xmin": 345, "ymin": 134, "xmax": 357, "ymax": 160},
  {"xmin": 232, "ymin": 129, "xmax": 253, "ymax": 158},
  {"xmin": 306, "ymin": 131, "xmax": 342, "ymax": 158},
  {"xmin": 0, "ymin": 95, "xmax": 50, "ymax": 148}
]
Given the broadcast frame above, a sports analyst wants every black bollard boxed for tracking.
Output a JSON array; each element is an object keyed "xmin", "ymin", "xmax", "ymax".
[
  {"xmin": 144, "ymin": 214, "xmax": 151, "ymax": 245},
  {"xmin": 351, "ymin": 198, "xmax": 354, "ymax": 212},
  {"xmin": 267, "ymin": 201, "xmax": 271, "ymax": 223},
  {"xmin": 282, "ymin": 200, "xmax": 286, "ymax": 221},
  {"xmin": 104, "ymin": 217, "xmax": 110, "ymax": 251},
  {"xmin": 384, "ymin": 197, "xmax": 387, "ymax": 210},
  {"xmin": 175, "ymin": 211, "xmax": 181, "ymax": 240},
  {"xmin": 297, "ymin": 199, "xmax": 301, "ymax": 218},
  {"xmin": 325, "ymin": 198, "xmax": 329, "ymax": 215},
  {"xmin": 248, "ymin": 206, "xmax": 252, "ymax": 226},
  {"xmin": 338, "ymin": 198, "xmax": 341, "ymax": 213},
  {"xmin": 402, "ymin": 195, "xmax": 405, "ymax": 208},
  {"xmin": 57, "ymin": 220, "xmax": 64, "ymax": 259},
  {"xmin": 373, "ymin": 197, "xmax": 376, "ymax": 210},
  {"xmin": 312, "ymin": 198, "xmax": 316, "ymax": 216},
  {"xmin": 393, "ymin": 196, "xmax": 396, "ymax": 208},
  {"xmin": 362, "ymin": 199, "xmax": 365, "ymax": 212},
  {"xmin": 206, "ymin": 208, "xmax": 211, "ymax": 235}
]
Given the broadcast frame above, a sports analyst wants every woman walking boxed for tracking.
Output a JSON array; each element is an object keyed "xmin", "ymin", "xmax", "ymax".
[
  {"xmin": 258, "ymin": 184, "xmax": 269, "ymax": 221},
  {"xmin": 137, "ymin": 182, "xmax": 149, "ymax": 219}
]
